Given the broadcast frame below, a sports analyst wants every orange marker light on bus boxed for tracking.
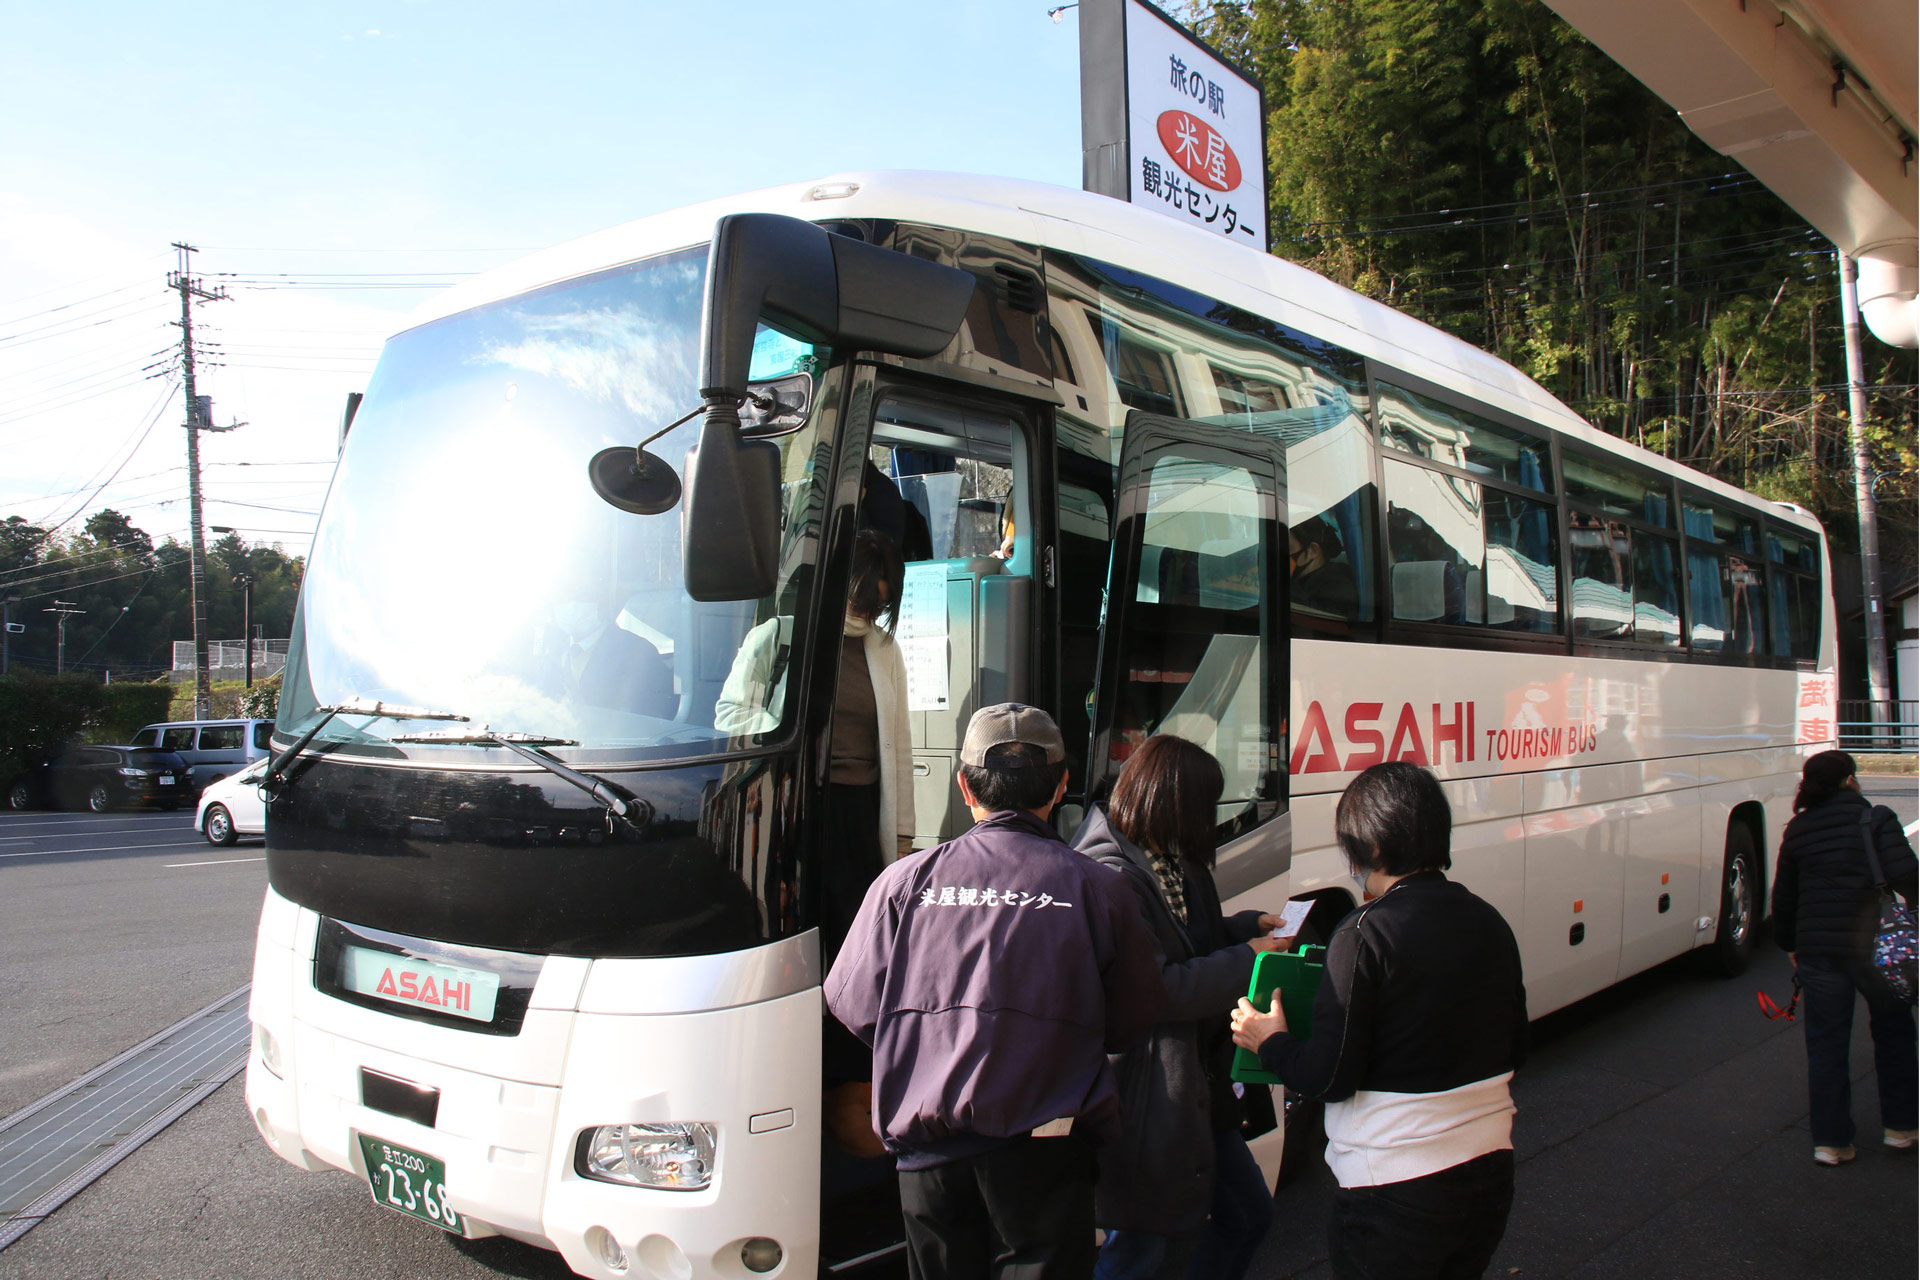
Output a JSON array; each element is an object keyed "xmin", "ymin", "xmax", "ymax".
[{"xmin": 1573, "ymin": 899, "xmax": 1584, "ymax": 913}]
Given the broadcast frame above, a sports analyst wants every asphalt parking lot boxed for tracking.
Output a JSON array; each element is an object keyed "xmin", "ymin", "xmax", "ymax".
[{"xmin": 0, "ymin": 808, "xmax": 266, "ymax": 1119}]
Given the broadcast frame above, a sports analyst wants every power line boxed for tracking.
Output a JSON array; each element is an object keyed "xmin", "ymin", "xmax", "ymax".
[
  {"xmin": 29, "ymin": 377, "xmax": 179, "ymax": 535},
  {"xmin": 0, "ymin": 280, "xmax": 153, "ymax": 332}
]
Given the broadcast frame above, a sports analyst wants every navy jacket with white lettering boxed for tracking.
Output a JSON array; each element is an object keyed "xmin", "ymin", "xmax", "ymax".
[{"xmin": 825, "ymin": 808, "xmax": 1166, "ymax": 1169}]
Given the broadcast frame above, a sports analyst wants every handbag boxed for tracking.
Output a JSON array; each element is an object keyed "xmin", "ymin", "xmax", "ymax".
[{"xmin": 1858, "ymin": 806, "xmax": 1918, "ymax": 1007}]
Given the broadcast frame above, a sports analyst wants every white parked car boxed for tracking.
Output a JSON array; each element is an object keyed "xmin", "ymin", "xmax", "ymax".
[{"xmin": 195, "ymin": 757, "xmax": 269, "ymax": 846}]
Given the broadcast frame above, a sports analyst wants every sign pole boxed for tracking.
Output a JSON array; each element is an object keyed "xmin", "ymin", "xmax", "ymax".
[{"xmin": 1080, "ymin": 0, "xmax": 1129, "ymax": 199}]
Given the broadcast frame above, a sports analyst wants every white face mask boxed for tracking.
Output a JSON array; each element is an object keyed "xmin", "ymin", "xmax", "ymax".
[{"xmin": 553, "ymin": 601, "xmax": 600, "ymax": 640}]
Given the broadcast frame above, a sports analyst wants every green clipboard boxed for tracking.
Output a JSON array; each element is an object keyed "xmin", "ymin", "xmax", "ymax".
[{"xmin": 1230, "ymin": 944, "xmax": 1327, "ymax": 1085}]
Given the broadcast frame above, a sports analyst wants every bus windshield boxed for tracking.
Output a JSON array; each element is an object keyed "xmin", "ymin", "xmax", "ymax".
[{"xmin": 279, "ymin": 246, "xmax": 830, "ymax": 762}]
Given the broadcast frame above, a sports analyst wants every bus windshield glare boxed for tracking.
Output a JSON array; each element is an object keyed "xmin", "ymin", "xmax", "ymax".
[{"xmin": 279, "ymin": 245, "xmax": 830, "ymax": 761}]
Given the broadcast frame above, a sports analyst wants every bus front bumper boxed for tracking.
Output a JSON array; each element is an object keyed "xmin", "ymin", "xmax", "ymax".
[{"xmin": 245, "ymin": 891, "xmax": 823, "ymax": 1279}]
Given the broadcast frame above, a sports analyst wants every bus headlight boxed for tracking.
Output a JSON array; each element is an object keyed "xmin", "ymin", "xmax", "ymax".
[{"xmin": 577, "ymin": 1122, "xmax": 716, "ymax": 1190}]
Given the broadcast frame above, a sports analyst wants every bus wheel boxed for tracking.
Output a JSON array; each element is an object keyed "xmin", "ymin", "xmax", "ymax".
[{"xmin": 1706, "ymin": 821, "xmax": 1758, "ymax": 977}]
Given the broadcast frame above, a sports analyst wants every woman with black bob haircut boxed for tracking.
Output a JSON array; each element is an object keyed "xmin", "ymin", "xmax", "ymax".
[
  {"xmin": 1232, "ymin": 762, "xmax": 1528, "ymax": 1280},
  {"xmin": 1772, "ymin": 749, "xmax": 1917, "ymax": 1166},
  {"xmin": 1072, "ymin": 736, "xmax": 1290, "ymax": 1280}
]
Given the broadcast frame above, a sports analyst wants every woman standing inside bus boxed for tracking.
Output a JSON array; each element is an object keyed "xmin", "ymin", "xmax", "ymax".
[
  {"xmin": 820, "ymin": 530, "xmax": 912, "ymax": 1157},
  {"xmin": 1231, "ymin": 762, "xmax": 1528, "ymax": 1280},
  {"xmin": 1074, "ymin": 735, "xmax": 1285, "ymax": 1280},
  {"xmin": 1771, "ymin": 750, "xmax": 1917, "ymax": 1165}
]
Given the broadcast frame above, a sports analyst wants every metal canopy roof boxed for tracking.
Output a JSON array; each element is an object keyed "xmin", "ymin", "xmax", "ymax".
[{"xmin": 1543, "ymin": 0, "xmax": 1918, "ymax": 347}]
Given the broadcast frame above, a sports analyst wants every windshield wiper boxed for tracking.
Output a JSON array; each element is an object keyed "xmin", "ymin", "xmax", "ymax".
[
  {"xmin": 265, "ymin": 697, "xmax": 470, "ymax": 792},
  {"xmin": 389, "ymin": 727, "xmax": 651, "ymax": 824}
]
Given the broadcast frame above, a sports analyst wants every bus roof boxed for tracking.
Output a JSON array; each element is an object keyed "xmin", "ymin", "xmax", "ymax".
[{"xmin": 408, "ymin": 170, "xmax": 1824, "ymax": 537}]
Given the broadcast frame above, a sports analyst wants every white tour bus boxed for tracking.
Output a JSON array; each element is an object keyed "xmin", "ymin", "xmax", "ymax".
[{"xmin": 246, "ymin": 171, "xmax": 1837, "ymax": 1278}]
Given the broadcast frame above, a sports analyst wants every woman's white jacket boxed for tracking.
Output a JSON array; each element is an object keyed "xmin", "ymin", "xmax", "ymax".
[{"xmin": 714, "ymin": 617, "xmax": 914, "ymax": 858}]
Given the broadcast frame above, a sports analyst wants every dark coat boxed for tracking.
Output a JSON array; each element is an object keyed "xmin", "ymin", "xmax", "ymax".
[
  {"xmin": 1071, "ymin": 806, "xmax": 1265, "ymax": 1234},
  {"xmin": 1772, "ymin": 790, "xmax": 1918, "ymax": 962}
]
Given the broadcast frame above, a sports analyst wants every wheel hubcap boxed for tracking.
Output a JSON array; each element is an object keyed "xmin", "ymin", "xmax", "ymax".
[
  {"xmin": 210, "ymin": 812, "xmax": 228, "ymax": 839},
  {"xmin": 1727, "ymin": 859, "xmax": 1751, "ymax": 945}
]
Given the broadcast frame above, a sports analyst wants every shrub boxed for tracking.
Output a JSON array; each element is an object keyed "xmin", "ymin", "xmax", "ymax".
[
  {"xmin": 0, "ymin": 675, "xmax": 170, "ymax": 787},
  {"xmin": 98, "ymin": 682, "xmax": 176, "ymax": 743},
  {"xmin": 237, "ymin": 672, "xmax": 281, "ymax": 720}
]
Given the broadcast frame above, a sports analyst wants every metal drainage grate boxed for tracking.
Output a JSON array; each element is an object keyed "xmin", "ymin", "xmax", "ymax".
[{"xmin": 0, "ymin": 983, "xmax": 252, "ymax": 1250}]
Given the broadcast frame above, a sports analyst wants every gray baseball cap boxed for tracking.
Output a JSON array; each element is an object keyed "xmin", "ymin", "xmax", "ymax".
[{"xmin": 960, "ymin": 702, "xmax": 1067, "ymax": 769}]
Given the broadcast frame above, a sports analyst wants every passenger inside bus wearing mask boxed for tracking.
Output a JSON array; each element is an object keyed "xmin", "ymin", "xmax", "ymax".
[
  {"xmin": 1288, "ymin": 515, "xmax": 1360, "ymax": 619},
  {"xmin": 539, "ymin": 597, "xmax": 675, "ymax": 718}
]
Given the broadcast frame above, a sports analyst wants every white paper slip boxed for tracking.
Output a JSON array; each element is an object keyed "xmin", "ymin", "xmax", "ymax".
[
  {"xmin": 899, "ymin": 562, "xmax": 948, "ymax": 639},
  {"xmin": 902, "ymin": 635, "xmax": 950, "ymax": 712},
  {"xmin": 1269, "ymin": 900, "xmax": 1313, "ymax": 939}
]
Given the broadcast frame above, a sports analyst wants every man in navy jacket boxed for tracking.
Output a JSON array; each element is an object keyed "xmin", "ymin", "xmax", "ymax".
[{"xmin": 826, "ymin": 703, "xmax": 1166, "ymax": 1279}]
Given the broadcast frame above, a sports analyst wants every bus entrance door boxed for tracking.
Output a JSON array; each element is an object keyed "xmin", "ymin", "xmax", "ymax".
[{"xmin": 1087, "ymin": 412, "xmax": 1289, "ymax": 855}]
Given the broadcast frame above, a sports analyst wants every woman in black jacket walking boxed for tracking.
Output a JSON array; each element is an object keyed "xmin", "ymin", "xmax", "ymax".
[
  {"xmin": 1770, "ymin": 750, "xmax": 1918, "ymax": 1165},
  {"xmin": 1073, "ymin": 735, "xmax": 1287, "ymax": 1280},
  {"xmin": 1231, "ymin": 762, "xmax": 1528, "ymax": 1280}
]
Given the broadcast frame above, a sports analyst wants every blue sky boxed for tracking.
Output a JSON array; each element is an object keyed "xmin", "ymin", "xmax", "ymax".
[{"xmin": 0, "ymin": 1, "xmax": 1090, "ymax": 544}]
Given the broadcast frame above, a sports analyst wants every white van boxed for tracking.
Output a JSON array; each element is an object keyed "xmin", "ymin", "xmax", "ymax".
[{"xmin": 130, "ymin": 718, "xmax": 274, "ymax": 791}]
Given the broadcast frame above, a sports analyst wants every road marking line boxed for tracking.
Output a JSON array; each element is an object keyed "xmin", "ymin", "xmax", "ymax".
[
  {"xmin": 0, "ymin": 841, "xmax": 210, "ymax": 859},
  {"xmin": 164, "ymin": 857, "xmax": 266, "ymax": 868}
]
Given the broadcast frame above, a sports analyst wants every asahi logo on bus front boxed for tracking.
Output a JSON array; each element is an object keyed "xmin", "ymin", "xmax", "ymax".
[{"xmin": 340, "ymin": 945, "xmax": 501, "ymax": 1022}]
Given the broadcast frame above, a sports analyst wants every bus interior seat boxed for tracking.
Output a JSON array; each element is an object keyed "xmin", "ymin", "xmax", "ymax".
[{"xmin": 1391, "ymin": 561, "xmax": 1452, "ymax": 622}]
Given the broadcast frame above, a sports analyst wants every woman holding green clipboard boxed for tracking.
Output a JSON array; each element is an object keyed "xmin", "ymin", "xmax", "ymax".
[
  {"xmin": 1073, "ymin": 735, "xmax": 1293, "ymax": 1280},
  {"xmin": 1231, "ymin": 762, "xmax": 1529, "ymax": 1280}
]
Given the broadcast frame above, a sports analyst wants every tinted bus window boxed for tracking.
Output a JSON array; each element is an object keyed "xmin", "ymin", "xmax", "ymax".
[
  {"xmin": 1684, "ymin": 503, "xmax": 1770, "ymax": 655},
  {"xmin": 1564, "ymin": 452, "xmax": 1674, "ymax": 527},
  {"xmin": 1632, "ymin": 532, "xmax": 1684, "ymax": 647},
  {"xmin": 1570, "ymin": 513, "xmax": 1632, "ymax": 640},
  {"xmin": 1045, "ymin": 250, "xmax": 1376, "ymax": 638},
  {"xmin": 1378, "ymin": 382, "xmax": 1551, "ymax": 493},
  {"xmin": 1385, "ymin": 460, "xmax": 1557, "ymax": 632},
  {"xmin": 1685, "ymin": 501, "xmax": 1759, "ymax": 554},
  {"xmin": 1767, "ymin": 526, "xmax": 1819, "ymax": 572}
]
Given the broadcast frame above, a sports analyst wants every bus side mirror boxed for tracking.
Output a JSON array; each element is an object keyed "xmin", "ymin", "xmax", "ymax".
[
  {"xmin": 682, "ymin": 214, "xmax": 975, "ymax": 601},
  {"xmin": 683, "ymin": 404, "xmax": 782, "ymax": 602}
]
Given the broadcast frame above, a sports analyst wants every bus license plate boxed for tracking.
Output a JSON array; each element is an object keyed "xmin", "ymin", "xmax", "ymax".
[{"xmin": 356, "ymin": 1134, "xmax": 462, "ymax": 1233}]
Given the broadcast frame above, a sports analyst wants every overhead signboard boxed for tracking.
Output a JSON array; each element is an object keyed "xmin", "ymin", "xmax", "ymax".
[{"xmin": 1079, "ymin": 0, "xmax": 1268, "ymax": 252}]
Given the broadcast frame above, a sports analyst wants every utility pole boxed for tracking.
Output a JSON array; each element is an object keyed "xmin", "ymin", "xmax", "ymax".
[
  {"xmin": 1837, "ymin": 252, "xmax": 1891, "ymax": 732},
  {"xmin": 43, "ymin": 600, "xmax": 83, "ymax": 675},
  {"xmin": 2, "ymin": 591, "xmax": 19, "ymax": 675},
  {"xmin": 169, "ymin": 243, "xmax": 236, "ymax": 720},
  {"xmin": 237, "ymin": 572, "xmax": 254, "ymax": 688}
]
